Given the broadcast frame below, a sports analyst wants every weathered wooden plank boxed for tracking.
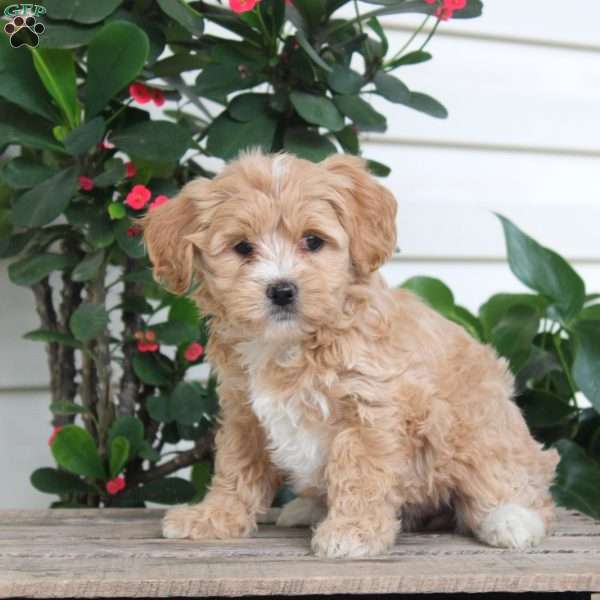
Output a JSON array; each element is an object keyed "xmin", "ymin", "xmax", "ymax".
[{"xmin": 0, "ymin": 509, "xmax": 598, "ymax": 598}]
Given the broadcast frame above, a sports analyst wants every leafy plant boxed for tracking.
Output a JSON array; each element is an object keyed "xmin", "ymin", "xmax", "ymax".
[
  {"xmin": 0, "ymin": 0, "xmax": 482, "ymax": 506},
  {"xmin": 402, "ymin": 216, "xmax": 600, "ymax": 520}
]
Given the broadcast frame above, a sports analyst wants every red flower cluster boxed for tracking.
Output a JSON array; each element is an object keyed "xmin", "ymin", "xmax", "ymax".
[
  {"xmin": 106, "ymin": 476, "xmax": 126, "ymax": 495},
  {"xmin": 135, "ymin": 330, "xmax": 159, "ymax": 353},
  {"xmin": 229, "ymin": 0, "xmax": 259, "ymax": 12},
  {"xmin": 129, "ymin": 82, "xmax": 165, "ymax": 107},
  {"xmin": 184, "ymin": 342, "xmax": 204, "ymax": 362},
  {"xmin": 126, "ymin": 226, "xmax": 142, "ymax": 237},
  {"xmin": 79, "ymin": 176, "xmax": 94, "ymax": 192},
  {"xmin": 124, "ymin": 185, "xmax": 169, "ymax": 211},
  {"xmin": 424, "ymin": 0, "xmax": 466, "ymax": 20}
]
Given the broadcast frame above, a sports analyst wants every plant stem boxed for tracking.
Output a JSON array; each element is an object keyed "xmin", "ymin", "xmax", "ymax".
[
  {"xmin": 389, "ymin": 15, "xmax": 430, "ymax": 64},
  {"xmin": 419, "ymin": 17, "xmax": 440, "ymax": 51},
  {"xmin": 553, "ymin": 331, "xmax": 578, "ymax": 404}
]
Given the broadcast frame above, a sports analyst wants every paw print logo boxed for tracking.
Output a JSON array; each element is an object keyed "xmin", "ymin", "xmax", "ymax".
[{"xmin": 4, "ymin": 15, "xmax": 45, "ymax": 48}]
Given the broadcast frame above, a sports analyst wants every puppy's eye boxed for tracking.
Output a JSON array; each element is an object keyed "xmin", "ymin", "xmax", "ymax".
[
  {"xmin": 233, "ymin": 240, "xmax": 254, "ymax": 257},
  {"xmin": 302, "ymin": 234, "xmax": 324, "ymax": 252}
]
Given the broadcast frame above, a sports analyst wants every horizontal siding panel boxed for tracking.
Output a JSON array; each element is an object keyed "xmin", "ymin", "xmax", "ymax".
[{"xmin": 366, "ymin": 32, "xmax": 600, "ymax": 150}]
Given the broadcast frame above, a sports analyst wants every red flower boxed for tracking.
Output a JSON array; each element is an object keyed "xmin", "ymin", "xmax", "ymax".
[
  {"xmin": 48, "ymin": 426, "xmax": 61, "ymax": 446},
  {"xmin": 137, "ymin": 340, "xmax": 159, "ymax": 353},
  {"xmin": 137, "ymin": 330, "xmax": 158, "ymax": 353},
  {"xmin": 127, "ymin": 226, "xmax": 142, "ymax": 237},
  {"xmin": 149, "ymin": 195, "xmax": 169, "ymax": 211},
  {"xmin": 426, "ymin": 0, "xmax": 467, "ymax": 19},
  {"xmin": 151, "ymin": 89, "xmax": 165, "ymax": 107},
  {"xmin": 125, "ymin": 184, "xmax": 152, "ymax": 210},
  {"xmin": 106, "ymin": 476, "xmax": 126, "ymax": 495},
  {"xmin": 184, "ymin": 342, "xmax": 204, "ymax": 362},
  {"xmin": 99, "ymin": 137, "xmax": 115, "ymax": 150},
  {"xmin": 145, "ymin": 330, "xmax": 156, "ymax": 342},
  {"xmin": 229, "ymin": 0, "xmax": 259, "ymax": 13},
  {"xmin": 79, "ymin": 176, "xmax": 94, "ymax": 191},
  {"xmin": 129, "ymin": 82, "xmax": 152, "ymax": 104},
  {"xmin": 125, "ymin": 162, "xmax": 137, "ymax": 178}
]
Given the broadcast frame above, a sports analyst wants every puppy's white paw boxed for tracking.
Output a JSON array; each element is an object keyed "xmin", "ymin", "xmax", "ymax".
[
  {"xmin": 477, "ymin": 504, "xmax": 545, "ymax": 549},
  {"xmin": 276, "ymin": 497, "xmax": 326, "ymax": 528},
  {"xmin": 162, "ymin": 506, "xmax": 195, "ymax": 539}
]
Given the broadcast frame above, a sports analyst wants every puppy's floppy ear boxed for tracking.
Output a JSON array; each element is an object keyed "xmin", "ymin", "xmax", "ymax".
[
  {"xmin": 141, "ymin": 179, "xmax": 207, "ymax": 295},
  {"xmin": 322, "ymin": 154, "xmax": 397, "ymax": 277}
]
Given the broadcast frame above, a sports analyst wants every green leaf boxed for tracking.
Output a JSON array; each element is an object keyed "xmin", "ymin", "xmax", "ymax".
[
  {"xmin": 401, "ymin": 276, "xmax": 454, "ymax": 315},
  {"xmin": 228, "ymin": 93, "xmax": 269, "ymax": 122},
  {"xmin": 85, "ymin": 21, "xmax": 149, "ymax": 117},
  {"xmin": 387, "ymin": 50, "xmax": 431, "ymax": 68},
  {"xmin": 333, "ymin": 95, "xmax": 386, "ymax": 132},
  {"xmin": 521, "ymin": 390, "xmax": 575, "ymax": 429},
  {"xmin": 11, "ymin": 166, "xmax": 79, "ymax": 228},
  {"xmin": 171, "ymin": 381, "xmax": 208, "ymax": 425},
  {"xmin": 334, "ymin": 125, "xmax": 359, "ymax": 155},
  {"xmin": 8, "ymin": 253, "xmax": 76, "ymax": 286},
  {"xmin": 373, "ymin": 71, "xmax": 409, "ymax": 103},
  {"xmin": 31, "ymin": 467, "xmax": 94, "ymax": 495},
  {"xmin": 24, "ymin": 329, "xmax": 82, "ymax": 349},
  {"xmin": 191, "ymin": 462, "xmax": 212, "ymax": 502},
  {"xmin": 153, "ymin": 52, "xmax": 210, "ymax": 77},
  {"xmin": 479, "ymin": 293, "xmax": 546, "ymax": 341},
  {"xmin": 69, "ymin": 303, "xmax": 109, "ymax": 342},
  {"xmin": 0, "ymin": 102, "xmax": 64, "ymax": 152},
  {"xmin": 552, "ymin": 439, "xmax": 600, "ymax": 520},
  {"xmin": 291, "ymin": 92, "xmax": 344, "ymax": 132},
  {"xmin": 89, "ymin": 216, "xmax": 115, "ymax": 249},
  {"xmin": 49, "ymin": 401, "xmax": 89, "ymax": 415},
  {"xmin": 283, "ymin": 128, "xmax": 337, "ymax": 162},
  {"xmin": 327, "ymin": 65, "xmax": 364, "ymax": 95},
  {"xmin": 572, "ymin": 320, "xmax": 600, "ymax": 412},
  {"xmin": 114, "ymin": 219, "xmax": 145, "ymax": 258},
  {"xmin": 153, "ymin": 321, "xmax": 197, "ymax": 346},
  {"xmin": 147, "ymin": 394, "xmax": 173, "ymax": 423},
  {"xmin": 108, "ymin": 203, "xmax": 127, "ymax": 220},
  {"xmin": 109, "ymin": 436, "xmax": 130, "ymax": 478},
  {"xmin": 157, "ymin": 0, "xmax": 204, "ymax": 35},
  {"xmin": 95, "ymin": 158, "xmax": 126, "ymax": 188},
  {"xmin": 367, "ymin": 17, "xmax": 388, "ymax": 57},
  {"xmin": 194, "ymin": 63, "xmax": 259, "ymax": 102},
  {"xmin": 0, "ymin": 36, "xmax": 57, "ymax": 121},
  {"xmin": 497, "ymin": 215, "xmax": 585, "ymax": 323},
  {"xmin": 365, "ymin": 159, "xmax": 390, "ymax": 177},
  {"xmin": 0, "ymin": 232, "xmax": 30, "ymax": 259},
  {"xmin": 206, "ymin": 112, "xmax": 277, "ymax": 160},
  {"xmin": 31, "ymin": 48, "xmax": 80, "ymax": 129},
  {"xmin": 111, "ymin": 121, "xmax": 192, "ymax": 163},
  {"xmin": 64, "ymin": 117, "xmax": 105, "ymax": 155},
  {"xmin": 44, "ymin": 0, "xmax": 123, "ymax": 23},
  {"xmin": 138, "ymin": 441, "xmax": 160, "ymax": 462},
  {"xmin": 400, "ymin": 91, "xmax": 448, "ymax": 118},
  {"xmin": 138, "ymin": 477, "xmax": 196, "ymax": 504},
  {"xmin": 580, "ymin": 304, "xmax": 600, "ymax": 321},
  {"xmin": 295, "ymin": 28, "xmax": 332, "ymax": 72},
  {"xmin": 38, "ymin": 22, "xmax": 101, "ymax": 49},
  {"xmin": 448, "ymin": 305, "xmax": 483, "ymax": 340},
  {"xmin": 108, "ymin": 416, "xmax": 144, "ymax": 457},
  {"xmin": 51, "ymin": 425, "xmax": 106, "ymax": 480},
  {"xmin": 132, "ymin": 353, "xmax": 171, "ymax": 387},
  {"xmin": 169, "ymin": 296, "xmax": 200, "ymax": 326},
  {"xmin": 1, "ymin": 159, "xmax": 56, "ymax": 190},
  {"xmin": 72, "ymin": 250, "xmax": 105, "ymax": 282},
  {"xmin": 490, "ymin": 305, "xmax": 540, "ymax": 373}
]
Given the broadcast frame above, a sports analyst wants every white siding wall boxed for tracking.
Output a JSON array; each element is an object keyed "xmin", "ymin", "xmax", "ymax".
[{"xmin": 1, "ymin": 0, "xmax": 599, "ymax": 507}]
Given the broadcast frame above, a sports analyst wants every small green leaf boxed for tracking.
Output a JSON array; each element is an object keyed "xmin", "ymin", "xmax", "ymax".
[
  {"xmin": 572, "ymin": 320, "xmax": 600, "ymax": 412},
  {"xmin": 138, "ymin": 441, "xmax": 160, "ymax": 462},
  {"xmin": 291, "ymin": 91, "xmax": 344, "ymax": 131},
  {"xmin": 72, "ymin": 250, "xmax": 105, "ymax": 282},
  {"xmin": 132, "ymin": 353, "xmax": 172, "ymax": 387},
  {"xmin": 228, "ymin": 93, "xmax": 269, "ymax": 122},
  {"xmin": 479, "ymin": 293, "xmax": 546, "ymax": 341},
  {"xmin": 387, "ymin": 50, "xmax": 431, "ymax": 68},
  {"xmin": 138, "ymin": 477, "xmax": 197, "ymax": 504},
  {"xmin": 24, "ymin": 329, "xmax": 82, "ymax": 349},
  {"xmin": 497, "ymin": 215, "xmax": 585, "ymax": 323},
  {"xmin": 11, "ymin": 166, "xmax": 79, "ymax": 228},
  {"xmin": 147, "ymin": 394, "xmax": 172, "ymax": 423},
  {"xmin": 31, "ymin": 467, "xmax": 94, "ymax": 495},
  {"xmin": 8, "ymin": 253, "xmax": 76, "ymax": 286},
  {"xmin": 44, "ymin": 0, "xmax": 123, "ymax": 24},
  {"xmin": 85, "ymin": 21, "xmax": 149, "ymax": 117},
  {"xmin": 169, "ymin": 296, "xmax": 200, "ymax": 326},
  {"xmin": 109, "ymin": 416, "xmax": 144, "ymax": 457},
  {"xmin": 49, "ymin": 401, "xmax": 89, "ymax": 415},
  {"xmin": 1, "ymin": 159, "xmax": 56, "ymax": 190},
  {"xmin": 333, "ymin": 95, "xmax": 386, "ymax": 132},
  {"xmin": 115, "ymin": 219, "xmax": 145, "ymax": 259},
  {"xmin": 70, "ymin": 303, "xmax": 109, "ymax": 342},
  {"xmin": 401, "ymin": 276, "xmax": 454, "ymax": 315},
  {"xmin": 108, "ymin": 202, "xmax": 127, "ymax": 220},
  {"xmin": 64, "ymin": 117, "xmax": 105, "ymax": 155},
  {"xmin": 171, "ymin": 381, "xmax": 209, "ymax": 425},
  {"xmin": 283, "ymin": 128, "xmax": 337, "ymax": 162},
  {"xmin": 401, "ymin": 91, "xmax": 448, "ymax": 119},
  {"xmin": 153, "ymin": 321, "xmax": 197, "ymax": 346},
  {"xmin": 373, "ymin": 71, "xmax": 409, "ymax": 103},
  {"xmin": 94, "ymin": 159, "xmax": 126, "ymax": 188},
  {"xmin": 157, "ymin": 0, "xmax": 204, "ymax": 35},
  {"xmin": 153, "ymin": 52, "xmax": 210, "ymax": 77},
  {"xmin": 109, "ymin": 436, "xmax": 130, "ymax": 478},
  {"xmin": 0, "ymin": 102, "xmax": 63, "ymax": 152},
  {"xmin": 111, "ymin": 121, "xmax": 192, "ymax": 163},
  {"xmin": 89, "ymin": 216, "xmax": 115, "ymax": 249},
  {"xmin": 365, "ymin": 159, "xmax": 390, "ymax": 177},
  {"xmin": 38, "ymin": 22, "xmax": 101, "ymax": 49},
  {"xmin": 295, "ymin": 29, "xmax": 332, "ymax": 72},
  {"xmin": 51, "ymin": 425, "xmax": 106, "ymax": 480},
  {"xmin": 334, "ymin": 126, "xmax": 359, "ymax": 155},
  {"xmin": 327, "ymin": 65, "xmax": 364, "ymax": 95}
]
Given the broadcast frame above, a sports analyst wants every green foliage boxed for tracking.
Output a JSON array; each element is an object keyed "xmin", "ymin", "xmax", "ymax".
[{"xmin": 402, "ymin": 215, "xmax": 600, "ymax": 520}]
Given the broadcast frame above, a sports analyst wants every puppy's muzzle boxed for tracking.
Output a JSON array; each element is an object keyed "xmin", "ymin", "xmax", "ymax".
[{"xmin": 266, "ymin": 280, "xmax": 297, "ymax": 307}]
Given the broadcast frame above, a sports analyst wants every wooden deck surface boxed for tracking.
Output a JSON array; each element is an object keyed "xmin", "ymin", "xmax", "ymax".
[{"xmin": 0, "ymin": 508, "xmax": 598, "ymax": 597}]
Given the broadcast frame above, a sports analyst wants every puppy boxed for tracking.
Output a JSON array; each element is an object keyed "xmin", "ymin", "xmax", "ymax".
[{"xmin": 143, "ymin": 151, "xmax": 558, "ymax": 558}]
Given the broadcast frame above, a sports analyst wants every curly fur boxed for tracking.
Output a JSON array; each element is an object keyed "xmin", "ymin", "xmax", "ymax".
[{"xmin": 144, "ymin": 151, "xmax": 558, "ymax": 558}]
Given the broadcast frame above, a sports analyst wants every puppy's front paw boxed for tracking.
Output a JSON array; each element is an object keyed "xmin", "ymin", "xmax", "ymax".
[
  {"xmin": 162, "ymin": 501, "xmax": 253, "ymax": 540},
  {"xmin": 311, "ymin": 517, "xmax": 394, "ymax": 558},
  {"xmin": 477, "ymin": 504, "xmax": 545, "ymax": 550}
]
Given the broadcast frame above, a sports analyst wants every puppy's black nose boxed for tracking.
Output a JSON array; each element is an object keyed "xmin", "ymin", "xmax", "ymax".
[{"xmin": 266, "ymin": 281, "xmax": 297, "ymax": 307}]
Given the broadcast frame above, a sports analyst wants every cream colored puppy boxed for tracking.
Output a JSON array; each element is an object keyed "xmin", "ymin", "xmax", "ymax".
[{"xmin": 143, "ymin": 151, "xmax": 558, "ymax": 558}]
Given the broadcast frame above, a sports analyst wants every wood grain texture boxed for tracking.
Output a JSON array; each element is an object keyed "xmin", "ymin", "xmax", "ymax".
[{"xmin": 0, "ymin": 509, "xmax": 598, "ymax": 598}]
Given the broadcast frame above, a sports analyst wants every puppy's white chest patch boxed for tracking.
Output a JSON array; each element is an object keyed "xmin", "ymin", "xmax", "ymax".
[{"xmin": 249, "ymin": 389, "xmax": 328, "ymax": 492}]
